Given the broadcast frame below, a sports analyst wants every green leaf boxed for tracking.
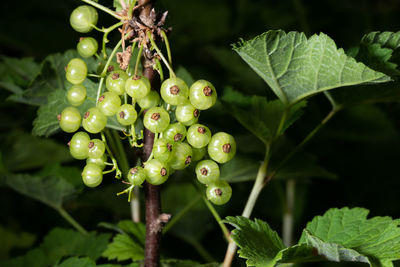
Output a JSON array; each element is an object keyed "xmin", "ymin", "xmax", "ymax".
[
  {"xmin": 113, "ymin": 0, "xmax": 135, "ymax": 12},
  {"xmin": 102, "ymin": 234, "xmax": 144, "ymax": 261},
  {"xmin": 117, "ymin": 220, "xmax": 146, "ymax": 246},
  {"xmin": 160, "ymin": 259, "xmax": 220, "ymax": 267},
  {"xmin": 233, "ymin": 30, "xmax": 391, "ymax": 105},
  {"xmin": 221, "ymin": 87, "xmax": 306, "ymax": 144},
  {"xmin": 57, "ymin": 257, "xmax": 96, "ymax": 267},
  {"xmin": 0, "ymin": 225, "xmax": 36, "ymax": 259},
  {"xmin": 176, "ymin": 66, "xmax": 195, "ymax": 86},
  {"xmin": 220, "ymin": 155, "xmax": 259, "ymax": 183}
]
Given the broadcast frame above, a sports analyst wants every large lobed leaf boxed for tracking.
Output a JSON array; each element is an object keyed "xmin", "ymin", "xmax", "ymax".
[{"xmin": 233, "ymin": 30, "xmax": 391, "ymax": 105}]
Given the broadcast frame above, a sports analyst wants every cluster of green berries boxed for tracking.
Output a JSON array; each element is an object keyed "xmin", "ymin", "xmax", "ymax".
[{"xmin": 58, "ymin": 4, "xmax": 236, "ymax": 205}]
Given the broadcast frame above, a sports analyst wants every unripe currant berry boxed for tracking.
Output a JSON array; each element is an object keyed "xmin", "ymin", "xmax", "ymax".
[
  {"xmin": 82, "ymin": 163, "xmax": 103, "ymax": 187},
  {"xmin": 144, "ymin": 159, "xmax": 170, "ymax": 185},
  {"xmin": 189, "ymin": 80, "xmax": 217, "ymax": 110},
  {"xmin": 192, "ymin": 147, "xmax": 207, "ymax": 162},
  {"xmin": 162, "ymin": 122, "xmax": 187, "ymax": 143},
  {"xmin": 167, "ymin": 142, "xmax": 193, "ymax": 170},
  {"xmin": 86, "ymin": 154, "xmax": 107, "ymax": 170},
  {"xmin": 97, "ymin": 91, "xmax": 121, "ymax": 116},
  {"xmin": 207, "ymin": 132, "xmax": 236, "ymax": 163},
  {"xmin": 58, "ymin": 106, "xmax": 81, "ymax": 133},
  {"xmin": 82, "ymin": 107, "xmax": 107, "ymax": 134},
  {"xmin": 106, "ymin": 70, "xmax": 129, "ymax": 95},
  {"xmin": 67, "ymin": 84, "xmax": 87, "ymax": 107},
  {"xmin": 187, "ymin": 124, "xmax": 211, "ymax": 148},
  {"xmin": 66, "ymin": 58, "xmax": 87, "ymax": 85},
  {"xmin": 88, "ymin": 139, "xmax": 105, "ymax": 159},
  {"xmin": 116, "ymin": 104, "xmax": 137, "ymax": 126},
  {"xmin": 160, "ymin": 77, "xmax": 189, "ymax": 105},
  {"xmin": 70, "ymin": 5, "xmax": 98, "ymax": 33},
  {"xmin": 206, "ymin": 180, "xmax": 232, "ymax": 205},
  {"xmin": 125, "ymin": 76, "xmax": 151, "ymax": 99},
  {"xmin": 152, "ymin": 138, "xmax": 174, "ymax": 162},
  {"xmin": 127, "ymin": 166, "xmax": 146, "ymax": 186},
  {"xmin": 77, "ymin": 37, "xmax": 98, "ymax": 58},
  {"xmin": 195, "ymin": 160, "xmax": 220, "ymax": 185},
  {"xmin": 143, "ymin": 107, "xmax": 170, "ymax": 133},
  {"xmin": 137, "ymin": 90, "xmax": 160, "ymax": 109},
  {"xmin": 69, "ymin": 131, "xmax": 90, "ymax": 160},
  {"xmin": 175, "ymin": 103, "xmax": 200, "ymax": 126}
]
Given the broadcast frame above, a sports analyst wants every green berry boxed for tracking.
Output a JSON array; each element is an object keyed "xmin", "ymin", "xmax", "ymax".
[
  {"xmin": 70, "ymin": 5, "xmax": 98, "ymax": 33},
  {"xmin": 66, "ymin": 58, "xmax": 87, "ymax": 85},
  {"xmin": 192, "ymin": 147, "xmax": 206, "ymax": 162},
  {"xmin": 195, "ymin": 160, "xmax": 220, "ymax": 184},
  {"xmin": 175, "ymin": 103, "xmax": 200, "ymax": 126},
  {"xmin": 167, "ymin": 142, "xmax": 193, "ymax": 170},
  {"xmin": 106, "ymin": 70, "xmax": 128, "ymax": 95},
  {"xmin": 82, "ymin": 163, "xmax": 103, "ymax": 187},
  {"xmin": 162, "ymin": 122, "xmax": 187, "ymax": 143},
  {"xmin": 88, "ymin": 139, "xmax": 105, "ymax": 159},
  {"xmin": 117, "ymin": 104, "xmax": 137, "ymax": 126},
  {"xmin": 160, "ymin": 77, "xmax": 189, "ymax": 105},
  {"xmin": 153, "ymin": 138, "xmax": 174, "ymax": 162},
  {"xmin": 67, "ymin": 84, "xmax": 87, "ymax": 106},
  {"xmin": 77, "ymin": 37, "xmax": 98, "ymax": 58},
  {"xmin": 137, "ymin": 90, "xmax": 160, "ymax": 109},
  {"xmin": 86, "ymin": 154, "xmax": 107, "ymax": 170},
  {"xmin": 143, "ymin": 107, "xmax": 170, "ymax": 133},
  {"xmin": 187, "ymin": 124, "xmax": 211, "ymax": 148},
  {"xmin": 69, "ymin": 131, "xmax": 90, "ymax": 160},
  {"xmin": 97, "ymin": 91, "xmax": 121, "ymax": 116},
  {"xmin": 82, "ymin": 107, "xmax": 107, "ymax": 134},
  {"xmin": 144, "ymin": 159, "xmax": 170, "ymax": 185},
  {"xmin": 207, "ymin": 132, "xmax": 236, "ymax": 163},
  {"xmin": 127, "ymin": 166, "xmax": 146, "ymax": 186},
  {"xmin": 189, "ymin": 80, "xmax": 217, "ymax": 110},
  {"xmin": 206, "ymin": 181, "xmax": 232, "ymax": 205},
  {"xmin": 59, "ymin": 106, "xmax": 81, "ymax": 133},
  {"xmin": 125, "ymin": 76, "xmax": 151, "ymax": 99}
]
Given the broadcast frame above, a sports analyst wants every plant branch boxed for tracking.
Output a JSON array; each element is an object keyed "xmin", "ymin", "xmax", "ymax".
[
  {"xmin": 203, "ymin": 196, "xmax": 231, "ymax": 242},
  {"xmin": 57, "ymin": 207, "xmax": 88, "ymax": 235},
  {"xmin": 147, "ymin": 31, "xmax": 176, "ymax": 78},
  {"xmin": 80, "ymin": 0, "xmax": 124, "ymax": 20}
]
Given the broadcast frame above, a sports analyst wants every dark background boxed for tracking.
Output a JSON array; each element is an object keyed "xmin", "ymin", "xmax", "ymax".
[{"xmin": 1, "ymin": 0, "xmax": 400, "ymax": 266}]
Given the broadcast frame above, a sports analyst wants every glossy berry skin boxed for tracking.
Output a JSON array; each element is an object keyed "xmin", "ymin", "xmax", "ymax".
[
  {"xmin": 125, "ymin": 76, "xmax": 151, "ymax": 99},
  {"xmin": 175, "ymin": 103, "xmax": 200, "ymax": 126},
  {"xmin": 208, "ymin": 132, "xmax": 236, "ymax": 163},
  {"xmin": 144, "ymin": 159, "xmax": 170, "ymax": 185},
  {"xmin": 59, "ymin": 106, "xmax": 81, "ymax": 133},
  {"xmin": 160, "ymin": 77, "xmax": 189, "ymax": 105},
  {"xmin": 82, "ymin": 163, "xmax": 103, "ymax": 187},
  {"xmin": 195, "ymin": 160, "xmax": 220, "ymax": 185},
  {"xmin": 162, "ymin": 122, "xmax": 187, "ymax": 143},
  {"xmin": 137, "ymin": 90, "xmax": 160, "ymax": 109},
  {"xmin": 192, "ymin": 147, "xmax": 206, "ymax": 162},
  {"xmin": 66, "ymin": 58, "xmax": 87, "ymax": 85},
  {"xmin": 127, "ymin": 166, "xmax": 146, "ymax": 186},
  {"xmin": 70, "ymin": 5, "xmax": 98, "ymax": 33},
  {"xmin": 106, "ymin": 70, "xmax": 128, "ymax": 95},
  {"xmin": 206, "ymin": 181, "xmax": 232, "ymax": 205},
  {"xmin": 69, "ymin": 132, "xmax": 90, "ymax": 160},
  {"xmin": 67, "ymin": 84, "xmax": 87, "ymax": 106},
  {"xmin": 189, "ymin": 80, "xmax": 217, "ymax": 110},
  {"xmin": 88, "ymin": 139, "xmax": 105, "ymax": 159},
  {"xmin": 86, "ymin": 154, "xmax": 107, "ymax": 170},
  {"xmin": 116, "ymin": 104, "xmax": 137, "ymax": 126},
  {"xmin": 82, "ymin": 107, "xmax": 107, "ymax": 134},
  {"xmin": 77, "ymin": 37, "xmax": 98, "ymax": 58},
  {"xmin": 168, "ymin": 142, "xmax": 193, "ymax": 170},
  {"xmin": 143, "ymin": 107, "xmax": 170, "ymax": 133},
  {"xmin": 97, "ymin": 91, "xmax": 121, "ymax": 116},
  {"xmin": 187, "ymin": 124, "xmax": 211, "ymax": 148},
  {"xmin": 152, "ymin": 138, "xmax": 174, "ymax": 162}
]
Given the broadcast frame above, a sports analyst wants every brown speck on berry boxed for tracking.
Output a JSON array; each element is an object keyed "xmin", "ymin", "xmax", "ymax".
[
  {"xmin": 130, "ymin": 167, "xmax": 138, "ymax": 174},
  {"xmin": 167, "ymin": 143, "xmax": 173, "ymax": 151},
  {"xmin": 119, "ymin": 111, "xmax": 126, "ymax": 119},
  {"xmin": 174, "ymin": 133, "xmax": 183, "ymax": 142},
  {"xmin": 170, "ymin": 85, "xmax": 180, "ymax": 95},
  {"xmin": 203, "ymin": 86, "xmax": 213, "ymax": 96},
  {"xmin": 88, "ymin": 141, "xmax": 94, "ymax": 149},
  {"xmin": 151, "ymin": 113, "xmax": 160, "ymax": 120},
  {"xmin": 57, "ymin": 114, "xmax": 61, "ymax": 121},
  {"xmin": 79, "ymin": 37, "xmax": 85, "ymax": 42},
  {"xmin": 193, "ymin": 109, "xmax": 200, "ymax": 118},
  {"xmin": 200, "ymin": 168, "xmax": 208, "ymax": 176},
  {"xmin": 107, "ymin": 65, "xmax": 114, "ymax": 72},
  {"xmin": 198, "ymin": 127, "xmax": 206, "ymax": 134},
  {"xmin": 215, "ymin": 188, "xmax": 222, "ymax": 196},
  {"xmin": 84, "ymin": 111, "xmax": 90, "ymax": 119},
  {"xmin": 222, "ymin": 144, "xmax": 231, "ymax": 153},
  {"xmin": 98, "ymin": 95, "xmax": 105, "ymax": 103},
  {"xmin": 185, "ymin": 156, "xmax": 192, "ymax": 165},
  {"xmin": 112, "ymin": 73, "xmax": 120, "ymax": 80},
  {"xmin": 133, "ymin": 75, "xmax": 141, "ymax": 80},
  {"xmin": 67, "ymin": 141, "xmax": 71, "ymax": 147},
  {"xmin": 160, "ymin": 167, "xmax": 167, "ymax": 176}
]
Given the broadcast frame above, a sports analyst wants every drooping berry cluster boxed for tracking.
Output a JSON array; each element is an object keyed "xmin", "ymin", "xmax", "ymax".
[{"xmin": 58, "ymin": 3, "xmax": 236, "ymax": 205}]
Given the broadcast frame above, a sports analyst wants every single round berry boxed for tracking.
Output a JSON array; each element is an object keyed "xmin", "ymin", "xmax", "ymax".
[
  {"xmin": 187, "ymin": 124, "xmax": 211, "ymax": 148},
  {"xmin": 70, "ymin": 5, "xmax": 98, "ymax": 33},
  {"xmin": 67, "ymin": 84, "xmax": 87, "ymax": 106},
  {"xmin": 160, "ymin": 77, "xmax": 189, "ymax": 105},
  {"xmin": 69, "ymin": 131, "xmax": 90, "ymax": 160},
  {"xmin": 88, "ymin": 139, "xmax": 105, "ymax": 159},
  {"xmin": 116, "ymin": 104, "xmax": 137, "ymax": 126},
  {"xmin": 192, "ymin": 146, "xmax": 207, "ymax": 162},
  {"xmin": 82, "ymin": 107, "xmax": 107, "ymax": 134},
  {"xmin": 152, "ymin": 138, "xmax": 174, "ymax": 162},
  {"xmin": 189, "ymin": 80, "xmax": 217, "ymax": 110},
  {"xmin": 137, "ymin": 90, "xmax": 160, "ymax": 109},
  {"xmin": 106, "ymin": 70, "xmax": 128, "ymax": 95},
  {"xmin": 97, "ymin": 91, "xmax": 121, "ymax": 116},
  {"xmin": 167, "ymin": 142, "xmax": 193, "ymax": 170},
  {"xmin": 143, "ymin": 107, "xmax": 170, "ymax": 133},
  {"xmin": 208, "ymin": 132, "xmax": 236, "ymax": 163},
  {"xmin": 206, "ymin": 180, "xmax": 232, "ymax": 205},
  {"xmin": 125, "ymin": 76, "xmax": 151, "ymax": 99},
  {"xmin": 82, "ymin": 163, "xmax": 103, "ymax": 187},
  {"xmin": 144, "ymin": 159, "xmax": 170, "ymax": 185},
  {"xmin": 195, "ymin": 160, "xmax": 220, "ymax": 185},
  {"xmin": 66, "ymin": 58, "xmax": 87, "ymax": 85},
  {"xmin": 127, "ymin": 166, "xmax": 146, "ymax": 186},
  {"xmin": 86, "ymin": 154, "xmax": 107, "ymax": 170},
  {"xmin": 175, "ymin": 103, "xmax": 200, "ymax": 126},
  {"xmin": 77, "ymin": 37, "xmax": 98, "ymax": 58},
  {"xmin": 59, "ymin": 106, "xmax": 81, "ymax": 133},
  {"xmin": 162, "ymin": 122, "xmax": 187, "ymax": 143}
]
